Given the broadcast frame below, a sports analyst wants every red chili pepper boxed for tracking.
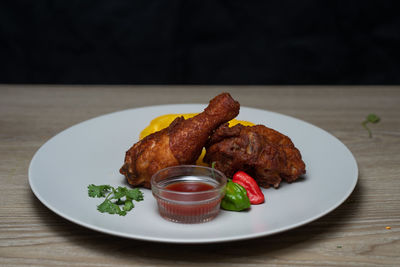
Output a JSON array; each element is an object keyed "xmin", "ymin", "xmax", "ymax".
[{"xmin": 232, "ymin": 171, "xmax": 265, "ymax": 204}]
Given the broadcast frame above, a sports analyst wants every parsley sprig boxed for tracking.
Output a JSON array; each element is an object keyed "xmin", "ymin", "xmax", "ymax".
[
  {"xmin": 88, "ymin": 184, "xmax": 144, "ymax": 216},
  {"xmin": 362, "ymin": 113, "xmax": 380, "ymax": 138}
]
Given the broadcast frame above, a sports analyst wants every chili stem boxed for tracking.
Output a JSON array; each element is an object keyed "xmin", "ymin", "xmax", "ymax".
[{"xmin": 211, "ymin": 161, "xmax": 216, "ymax": 179}]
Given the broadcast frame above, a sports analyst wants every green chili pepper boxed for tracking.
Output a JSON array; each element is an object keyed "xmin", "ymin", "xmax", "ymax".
[{"xmin": 221, "ymin": 180, "xmax": 251, "ymax": 211}]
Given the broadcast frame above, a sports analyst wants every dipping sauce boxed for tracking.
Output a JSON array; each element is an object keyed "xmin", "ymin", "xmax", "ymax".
[
  {"xmin": 165, "ymin": 181, "xmax": 214, "ymax": 192},
  {"xmin": 151, "ymin": 166, "xmax": 227, "ymax": 224},
  {"xmin": 161, "ymin": 179, "xmax": 218, "ymax": 202}
]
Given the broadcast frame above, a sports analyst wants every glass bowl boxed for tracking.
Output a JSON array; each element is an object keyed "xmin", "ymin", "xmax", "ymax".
[{"xmin": 151, "ymin": 165, "xmax": 227, "ymax": 224}]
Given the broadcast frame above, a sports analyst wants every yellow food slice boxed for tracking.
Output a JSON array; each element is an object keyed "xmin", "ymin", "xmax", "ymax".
[
  {"xmin": 139, "ymin": 113, "xmax": 255, "ymax": 165},
  {"xmin": 139, "ymin": 113, "xmax": 198, "ymax": 140}
]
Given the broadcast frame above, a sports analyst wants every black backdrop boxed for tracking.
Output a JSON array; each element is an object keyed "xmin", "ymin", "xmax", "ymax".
[{"xmin": 1, "ymin": 0, "xmax": 399, "ymax": 84}]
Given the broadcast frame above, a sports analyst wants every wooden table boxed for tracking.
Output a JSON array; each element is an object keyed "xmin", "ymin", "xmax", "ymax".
[{"xmin": 1, "ymin": 85, "xmax": 399, "ymax": 266}]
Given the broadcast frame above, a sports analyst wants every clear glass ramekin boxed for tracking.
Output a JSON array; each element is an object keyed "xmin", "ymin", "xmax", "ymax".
[{"xmin": 151, "ymin": 165, "xmax": 227, "ymax": 224}]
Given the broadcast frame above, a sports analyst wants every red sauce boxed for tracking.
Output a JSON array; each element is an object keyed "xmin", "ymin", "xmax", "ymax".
[
  {"xmin": 157, "ymin": 181, "xmax": 222, "ymax": 222},
  {"xmin": 165, "ymin": 181, "xmax": 214, "ymax": 192}
]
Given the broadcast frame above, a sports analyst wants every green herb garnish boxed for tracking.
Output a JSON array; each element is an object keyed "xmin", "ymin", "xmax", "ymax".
[
  {"xmin": 88, "ymin": 184, "xmax": 144, "ymax": 216},
  {"xmin": 362, "ymin": 113, "xmax": 380, "ymax": 138}
]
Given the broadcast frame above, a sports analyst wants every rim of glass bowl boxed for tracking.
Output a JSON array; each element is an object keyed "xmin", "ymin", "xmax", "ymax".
[{"xmin": 151, "ymin": 165, "xmax": 227, "ymax": 199}]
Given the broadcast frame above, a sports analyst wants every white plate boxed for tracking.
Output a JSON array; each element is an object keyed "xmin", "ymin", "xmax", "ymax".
[{"xmin": 29, "ymin": 104, "xmax": 358, "ymax": 244}]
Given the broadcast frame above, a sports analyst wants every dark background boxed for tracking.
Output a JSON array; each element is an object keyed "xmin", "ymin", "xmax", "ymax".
[{"xmin": 1, "ymin": 0, "xmax": 399, "ymax": 84}]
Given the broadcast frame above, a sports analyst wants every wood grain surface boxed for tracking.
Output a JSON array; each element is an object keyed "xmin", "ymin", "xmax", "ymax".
[{"xmin": 0, "ymin": 85, "xmax": 399, "ymax": 266}]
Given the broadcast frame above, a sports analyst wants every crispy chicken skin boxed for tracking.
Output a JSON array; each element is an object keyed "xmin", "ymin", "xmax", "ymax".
[
  {"xmin": 204, "ymin": 124, "xmax": 306, "ymax": 188},
  {"xmin": 120, "ymin": 93, "xmax": 240, "ymax": 188}
]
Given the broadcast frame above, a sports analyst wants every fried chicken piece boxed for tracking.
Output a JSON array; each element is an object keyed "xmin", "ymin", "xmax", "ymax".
[
  {"xmin": 204, "ymin": 124, "xmax": 306, "ymax": 188},
  {"xmin": 120, "ymin": 93, "xmax": 240, "ymax": 188}
]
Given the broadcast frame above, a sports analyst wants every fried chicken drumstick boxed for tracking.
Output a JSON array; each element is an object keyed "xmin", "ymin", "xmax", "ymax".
[
  {"xmin": 120, "ymin": 93, "xmax": 240, "ymax": 188},
  {"xmin": 204, "ymin": 123, "xmax": 306, "ymax": 188}
]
